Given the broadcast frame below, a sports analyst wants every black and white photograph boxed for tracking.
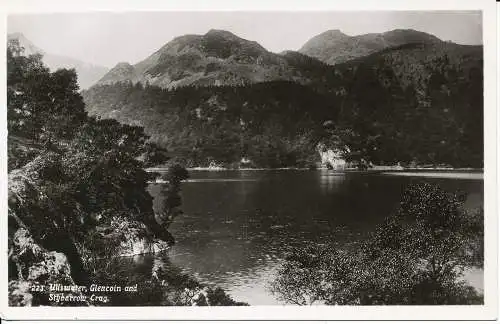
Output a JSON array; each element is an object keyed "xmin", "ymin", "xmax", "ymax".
[{"xmin": 1, "ymin": 0, "xmax": 498, "ymax": 321}]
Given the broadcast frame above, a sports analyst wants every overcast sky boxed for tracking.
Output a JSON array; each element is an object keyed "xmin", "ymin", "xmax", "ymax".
[{"xmin": 8, "ymin": 11, "xmax": 482, "ymax": 68}]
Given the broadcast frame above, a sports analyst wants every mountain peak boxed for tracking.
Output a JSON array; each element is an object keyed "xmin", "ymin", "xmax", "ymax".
[
  {"xmin": 205, "ymin": 29, "xmax": 238, "ymax": 39},
  {"xmin": 98, "ymin": 28, "xmax": 288, "ymax": 89},
  {"xmin": 319, "ymin": 29, "xmax": 349, "ymax": 41},
  {"xmin": 8, "ymin": 32, "xmax": 45, "ymax": 55},
  {"xmin": 382, "ymin": 28, "xmax": 442, "ymax": 43},
  {"xmin": 8, "ymin": 32, "xmax": 108, "ymax": 88},
  {"xmin": 8, "ymin": 32, "xmax": 26, "ymax": 39},
  {"xmin": 300, "ymin": 28, "xmax": 443, "ymax": 65},
  {"xmin": 326, "ymin": 29, "xmax": 348, "ymax": 36},
  {"xmin": 97, "ymin": 61, "xmax": 137, "ymax": 85}
]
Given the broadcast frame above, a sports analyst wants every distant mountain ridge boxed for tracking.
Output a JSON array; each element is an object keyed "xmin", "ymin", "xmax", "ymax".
[
  {"xmin": 7, "ymin": 33, "xmax": 109, "ymax": 89},
  {"xmin": 299, "ymin": 29, "xmax": 442, "ymax": 65}
]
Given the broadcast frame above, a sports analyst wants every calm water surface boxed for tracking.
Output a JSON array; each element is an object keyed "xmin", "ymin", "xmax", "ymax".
[{"xmin": 144, "ymin": 170, "xmax": 483, "ymax": 305}]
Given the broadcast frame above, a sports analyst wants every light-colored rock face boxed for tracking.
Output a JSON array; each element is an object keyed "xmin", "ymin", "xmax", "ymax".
[
  {"xmin": 316, "ymin": 142, "xmax": 348, "ymax": 170},
  {"xmin": 319, "ymin": 148, "xmax": 346, "ymax": 170},
  {"xmin": 11, "ymin": 228, "xmax": 71, "ymax": 280},
  {"xmin": 119, "ymin": 237, "xmax": 170, "ymax": 257},
  {"xmin": 97, "ymin": 217, "xmax": 171, "ymax": 257},
  {"xmin": 8, "ymin": 280, "xmax": 33, "ymax": 306}
]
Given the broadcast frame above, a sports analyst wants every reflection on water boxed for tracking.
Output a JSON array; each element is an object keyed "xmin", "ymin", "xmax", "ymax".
[
  {"xmin": 184, "ymin": 178, "xmax": 259, "ymax": 183},
  {"xmin": 144, "ymin": 170, "xmax": 484, "ymax": 305},
  {"xmin": 318, "ymin": 170, "xmax": 346, "ymax": 193}
]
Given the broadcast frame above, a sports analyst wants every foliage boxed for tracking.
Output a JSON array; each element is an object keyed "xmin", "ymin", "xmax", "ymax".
[
  {"xmin": 270, "ymin": 183, "xmax": 483, "ymax": 305},
  {"xmin": 7, "ymin": 41, "xmax": 244, "ymax": 306},
  {"xmin": 83, "ymin": 81, "xmax": 335, "ymax": 168},
  {"xmin": 7, "ymin": 39, "xmax": 87, "ymax": 143},
  {"xmin": 328, "ymin": 43, "xmax": 483, "ymax": 167},
  {"xmin": 385, "ymin": 183, "xmax": 484, "ymax": 272},
  {"xmin": 83, "ymin": 41, "xmax": 483, "ymax": 168},
  {"xmin": 7, "ymin": 42, "xmax": 172, "ymax": 249}
]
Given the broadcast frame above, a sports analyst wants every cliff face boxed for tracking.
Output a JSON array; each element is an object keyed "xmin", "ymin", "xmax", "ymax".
[{"xmin": 318, "ymin": 148, "xmax": 347, "ymax": 170}]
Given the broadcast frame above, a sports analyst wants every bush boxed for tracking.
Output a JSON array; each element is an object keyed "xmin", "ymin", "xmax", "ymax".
[{"xmin": 270, "ymin": 182, "xmax": 483, "ymax": 305}]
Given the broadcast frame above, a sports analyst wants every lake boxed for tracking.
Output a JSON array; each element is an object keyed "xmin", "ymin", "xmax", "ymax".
[{"xmin": 144, "ymin": 170, "xmax": 483, "ymax": 305}]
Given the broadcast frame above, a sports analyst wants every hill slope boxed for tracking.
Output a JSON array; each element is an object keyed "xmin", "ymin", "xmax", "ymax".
[
  {"xmin": 97, "ymin": 29, "xmax": 330, "ymax": 89},
  {"xmin": 325, "ymin": 42, "xmax": 483, "ymax": 166},
  {"xmin": 299, "ymin": 29, "xmax": 442, "ymax": 65},
  {"xmin": 83, "ymin": 81, "xmax": 339, "ymax": 168}
]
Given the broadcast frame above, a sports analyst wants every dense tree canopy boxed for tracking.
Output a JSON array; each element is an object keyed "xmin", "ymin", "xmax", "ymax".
[
  {"xmin": 7, "ymin": 41, "xmax": 175, "ymax": 248},
  {"xmin": 83, "ymin": 81, "xmax": 337, "ymax": 168},
  {"xmin": 83, "ymin": 41, "xmax": 483, "ymax": 168}
]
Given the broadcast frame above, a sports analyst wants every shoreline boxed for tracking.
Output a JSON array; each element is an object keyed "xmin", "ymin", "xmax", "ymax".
[
  {"xmin": 147, "ymin": 167, "xmax": 484, "ymax": 172},
  {"xmin": 146, "ymin": 167, "xmax": 484, "ymax": 184}
]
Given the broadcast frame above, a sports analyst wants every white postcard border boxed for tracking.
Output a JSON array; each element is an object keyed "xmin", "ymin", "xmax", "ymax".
[{"xmin": 0, "ymin": 0, "xmax": 497, "ymax": 321}]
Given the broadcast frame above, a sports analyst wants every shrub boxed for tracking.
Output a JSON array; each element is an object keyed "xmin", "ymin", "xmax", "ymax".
[{"xmin": 270, "ymin": 183, "xmax": 483, "ymax": 305}]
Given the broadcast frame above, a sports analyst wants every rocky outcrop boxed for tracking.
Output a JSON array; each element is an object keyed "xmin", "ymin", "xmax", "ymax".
[
  {"xmin": 8, "ymin": 280, "xmax": 33, "ymax": 306},
  {"xmin": 149, "ymin": 257, "xmax": 248, "ymax": 306},
  {"xmin": 317, "ymin": 143, "xmax": 347, "ymax": 170},
  {"xmin": 8, "ymin": 153, "xmax": 90, "ymax": 285},
  {"xmin": 95, "ymin": 217, "xmax": 171, "ymax": 256},
  {"xmin": 8, "ymin": 228, "xmax": 88, "ymax": 306}
]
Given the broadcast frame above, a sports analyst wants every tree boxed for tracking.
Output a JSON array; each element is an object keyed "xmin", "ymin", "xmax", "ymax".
[
  {"xmin": 154, "ymin": 163, "xmax": 189, "ymax": 229},
  {"xmin": 270, "ymin": 183, "xmax": 483, "ymax": 305},
  {"xmin": 7, "ymin": 39, "xmax": 173, "ymax": 285},
  {"xmin": 7, "ymin": 41, "xmax": 86, "ymax": 143},
  {"xmin": 8, "ymin": 38, "xmax": 244, "ymax": 307}
]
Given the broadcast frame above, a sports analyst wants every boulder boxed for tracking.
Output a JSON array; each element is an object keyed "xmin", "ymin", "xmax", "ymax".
[{"xmin": 93, "ymin": 217, "xmax": 171, "ymax": 257}]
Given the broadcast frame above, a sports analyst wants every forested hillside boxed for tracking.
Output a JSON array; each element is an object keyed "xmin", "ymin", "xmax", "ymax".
[
  {"xmin": 328, "ymin": 42, "xmax": 483, "ymax": 166},
  {"xmin": 84, "ymin": 81, "xmax": 338, "ymax": 168},
  {"xmin": 84, "ymin": 38, "xmax": 483, "ymax": 168}
]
